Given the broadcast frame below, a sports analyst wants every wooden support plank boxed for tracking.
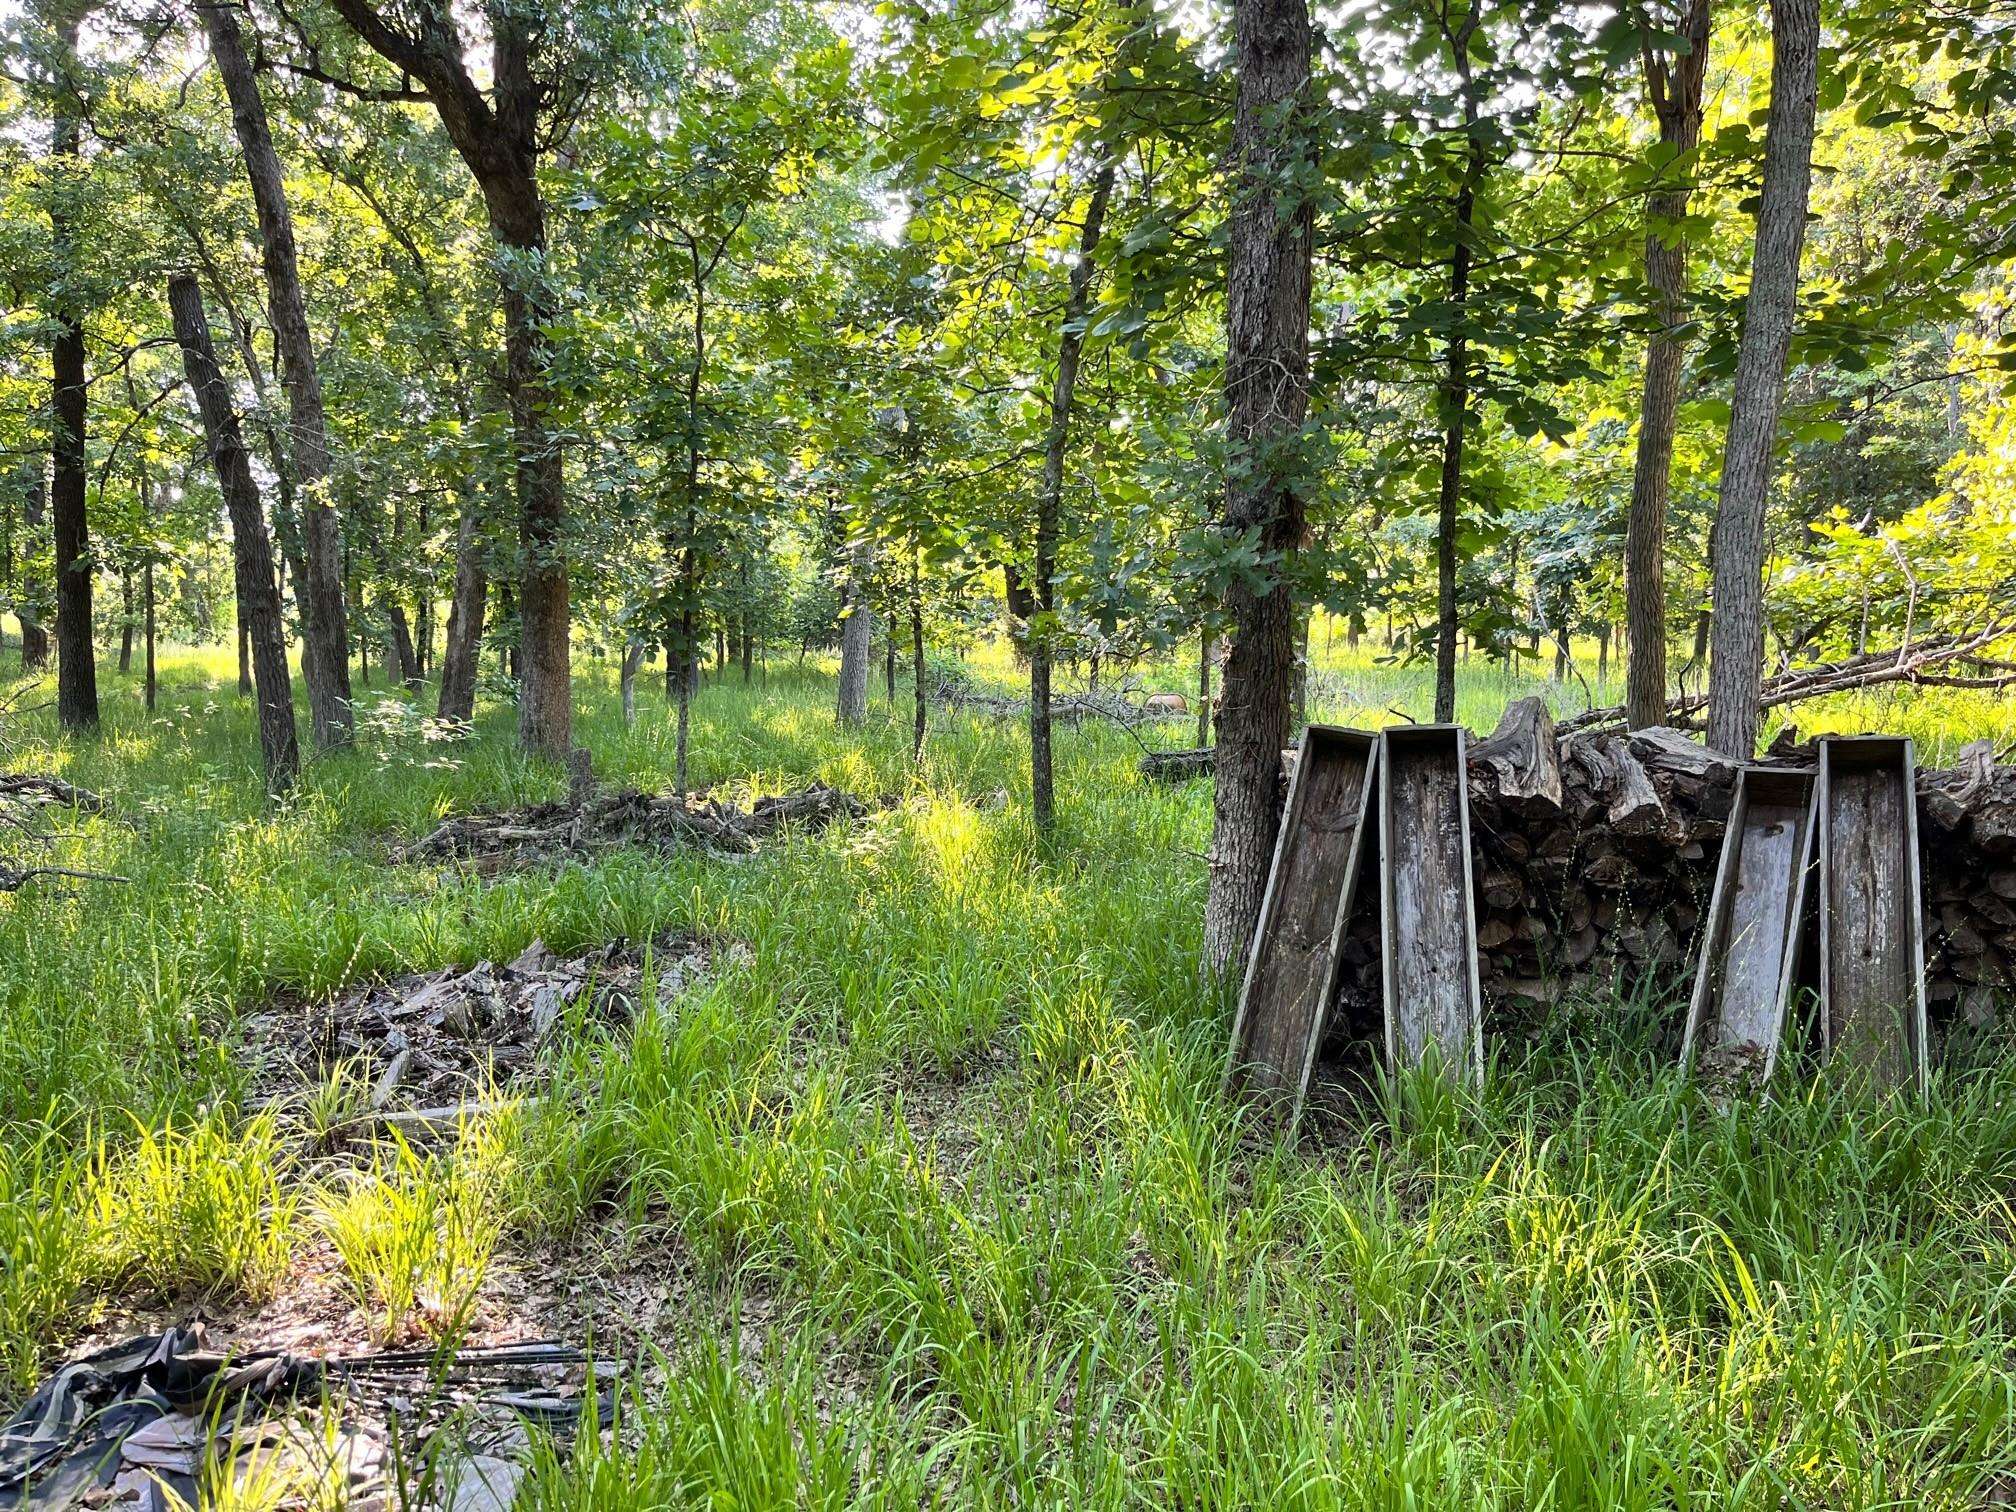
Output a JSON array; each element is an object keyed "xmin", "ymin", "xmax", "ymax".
[
  {"xmin": 1816, "ymin": 736, "xmax": 1928, "ymax": 1094},
  {"xmin": 1224, "ymin": 726, "xmax": 1378, "ymax": 1122},
  {"xmin": 1378, "ymin": 725, "xmax": 1484, "ymax": 1084},
  {"xmin": 1680, "ymin": 767, "xmax": 1816, "ymax": 1081}
]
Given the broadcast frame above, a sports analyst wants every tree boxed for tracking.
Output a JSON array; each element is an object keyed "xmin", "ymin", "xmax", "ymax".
[
  {"xmin": 198, "ymin": 0, "xmax": 354, "ymax": 750},
  {"xmin": 1030, "ymin": 161, "xmax": 1115, "ymax": 835},
  {"xmin": 1623, "ymin": 0, "xmax": 1712, "ymax": 729},
  {"xmin": 1203, "ymin": 0, "xmax": 1315, "ymax": 978},
  {"xmin": 1705, "ymin": 0, "xmax": 1822, "ymax": 756},
  {"xmin": 168, "ymin": 275, "xmax": 300, "ymax": 792},
  {"xmin": 45, "ymin": 5, "xmax": 97, "ymax": 730},
  {"xmin": 314, "ymin": 0, "xmax": 586, "ymax": 759}
]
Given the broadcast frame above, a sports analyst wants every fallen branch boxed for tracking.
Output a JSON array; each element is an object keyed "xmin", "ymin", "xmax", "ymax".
[
  {"xmin": 1560, "ymin": 622, "xmax": 2016, "ymax": 734},
  {"xmin": 0, "ymin": 774, "xmax": 112, "ymax": 813},
  {"xmin": 0, "ymin": 864, "xmax": 130, "ymax": 891}
]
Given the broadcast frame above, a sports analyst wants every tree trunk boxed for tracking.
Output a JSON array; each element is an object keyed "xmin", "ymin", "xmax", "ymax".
[
  {"xmin": 118, "ymin": 572, "xmax": 133, "ymax": 673},
  {"xmin": 674, "ymin": 599, "xmax": 695, "ymax": 795},
  {"xmin": 1204, "ymin": 0, "xmax": 1314, "ymax": 977},
  {"xmin": 385, "ymin": 600, "xmax": 422, "ymax": 690},
  {"xmin": 1031, "ymin": 161, "xmax": 1117, "ymax": 835},
  {"xmin": 496, "ymin": 193, "xmax": 572, "ymax": 760},
  {"xmin": 169, "ymin": 275, "xmax": 299, "ymax": 793},
  {"xmin": 911, "ymin": 545, "xmax": 926, "ymax": 763},
  {"xmin": 1002, "ymin": 561, "xmax": 1033, "ymax": 664},
  {"xmin": 620, "ymin": 637, "xmax": 644, "ymax": 727},
  {"xmin": 50, "ymin": 14, "xmax": 97, "ymax": 733},
  {"xmin": 1197, "ymin": 630, "xmax": 1214, "ymax": 748},
  {"xmin": 1291, "ymin": 604, "xmax": 1311, "ymax": 728},
  {"xmin": 837, "ymin": 539, "xmax": 873, "ymax": 724},
  {"xmin": 1624, "ymin": 0, "xmax": 1712, "ymax": 730},
  {"xmin": 239, "ymin": 620, "xmax": 252, "ymax": 696},
  {"xmin": 437, "ymin": 482, "xmax": 488, "ymax": 725},
  {"xmin": 143, "ymin": 560, "xmax": 155, "ymax": 712},
  {"xmin": 1432, "ymin": 42, "xmax": 1486, "ymax": 725},
  {"xmin": 200, "ymin": 0, "xmax": 353, "ymax": 749},
  {"xmin": 18, "ymin": 471, "xmax": 48, "ymax": 672},
  {"xmin": 1706, "ymin": 0, "xmax": 1820, "ymax": 757},
  {"xmin": 741, "ymin": 616, "xmax": 753, "ymax": 683}
]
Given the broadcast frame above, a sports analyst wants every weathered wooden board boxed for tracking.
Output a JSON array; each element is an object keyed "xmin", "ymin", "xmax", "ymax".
[
  {"xmin": 1224, "ymin": 726, "xmax": 1379, "ymax": 1119},
  {"xmin": 1680, "ymin": 767, "xmax": 1816, "ymax": 1081},
  {"xmin": 1816, "ymin": 736, "xmax": 1928, "ymax": 1094},
  {"xmin": 1378, "ymin": 725, "xmax": 1484, "ymax": 1083}
]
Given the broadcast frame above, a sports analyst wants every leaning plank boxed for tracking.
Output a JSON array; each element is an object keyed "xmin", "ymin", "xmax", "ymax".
[
  {"xmin": 1680, "ymin": 767, "xmax": 1816, "ymax": 1082},
  {"xmin": 1224, "ymin": 726, "xmax": 1379, "ymax": 1121},
  {"xmin": 1816, "ymin": 737, "xmax": 1929, "ymax": 1094},
  {"xmin": 1379, "ymin": 725, "xmax": 1485, "ymax": 1083}
]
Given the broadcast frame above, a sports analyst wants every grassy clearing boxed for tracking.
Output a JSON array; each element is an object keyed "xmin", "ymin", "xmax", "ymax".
[{"xmin": 2, "ymin": 640, "xmax": 2013, "ymax": 1506}]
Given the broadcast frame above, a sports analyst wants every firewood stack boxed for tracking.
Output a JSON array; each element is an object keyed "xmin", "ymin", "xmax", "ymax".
[
  {"xmin": 1458, "ymin": 699, "xmax": 2015, "ymax": 1025},
  {"xmin": 1464, "ymin": 700, "xmax": 1734, "ymax": 1006},
  {"xmin": 1917, "ymin": 739, "xmax": 2016, "ymax": 1024}
]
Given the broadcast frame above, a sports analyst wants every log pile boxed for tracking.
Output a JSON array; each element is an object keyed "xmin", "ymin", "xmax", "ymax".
[
  {"xmin": 1462, "ymin": 701, "xmax": 1734, "ymax": 1005},
  {"xmin": 1917, "ymin": 740, "xmax": 2016, "ymax": 1024},
  {"xmin": 1457, "ymin": 700, "xmax": 2016, "ymax": 1025}
]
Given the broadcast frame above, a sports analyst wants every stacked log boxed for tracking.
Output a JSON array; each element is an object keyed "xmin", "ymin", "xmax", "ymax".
[
  {"xmin": 1917, "ymin": 740, "xmax": 2016, "ymax": 1025},
  {"xmin": 1464, "ymin": 702, "xmax": 1732, "ymax": 1005},
  {"xmin": 1464, "ymin": 700, "xmax": 2016, "ymax": 1026}
]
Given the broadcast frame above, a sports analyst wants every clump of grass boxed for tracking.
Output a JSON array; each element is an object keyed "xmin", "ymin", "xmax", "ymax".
[
  {"xmin": 315, "ymin": 1122, "xmax": 508, "ymax": 1344},
  {"xmin": 0, "ymin": 1130, "xmax": 97, "ymax": 1394},
  {"xmin": 90, "ymin": 1110, "xmax": 297, "ymax": 1303}
]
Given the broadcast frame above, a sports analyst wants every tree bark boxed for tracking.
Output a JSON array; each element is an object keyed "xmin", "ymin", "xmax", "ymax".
[
  {"xmin": 1705, "ymin": 0, "xmax": 1820, "ymax": 757},
  {"xmin": 837, "ymin": 539, "xmax": 873, "ymax": 724},
  {"xmin": 200, "ymin": 0, "xmax": 353, "ymax": 749},
  {"xmin": 49, "ymin": 14, "xmax": 97, "ymax": 732},
  {"xmin": 1624, "ymin": 0, "xmax": 1712, "ymax": 730},
  {"xmin": 437, "ymin": 480, "xmax": 489, "ymax": 724},
  {"xmin": 169, "ymin": 275, "xmax": 299, "ymax": 792},
  {"xmin": 1203, "ymin": 0, "xmax": 1314, "ymax": 977},
  {"xmin": 1031, "ymin": 160, "xmax": 1117, "ymax": 835}
]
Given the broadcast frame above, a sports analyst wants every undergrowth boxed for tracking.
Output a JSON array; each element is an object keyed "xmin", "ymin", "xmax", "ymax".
[{"xmin": 1, "ymin": 640, "xmax": 2012, "ymax": 1506}]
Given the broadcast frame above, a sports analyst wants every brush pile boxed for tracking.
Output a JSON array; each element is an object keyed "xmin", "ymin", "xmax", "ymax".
[
  {"xmin": 245, "ymin": 933, "xmax": 727, "ymax": 1120},
  {"xmin": 398, "ymin": 782, "xmax": 864, "ymax": 872}
]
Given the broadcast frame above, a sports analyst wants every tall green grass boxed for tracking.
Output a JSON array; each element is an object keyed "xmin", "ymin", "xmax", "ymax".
[{"xmin": 0, "ymin": 640, "xmax": 2012, "ymax": 1503}]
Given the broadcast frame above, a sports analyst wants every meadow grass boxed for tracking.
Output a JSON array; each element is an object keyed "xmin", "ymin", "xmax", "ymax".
[{"xmin": 1, "ymin": 637, "xmax": 2013, "ymax": 1506}]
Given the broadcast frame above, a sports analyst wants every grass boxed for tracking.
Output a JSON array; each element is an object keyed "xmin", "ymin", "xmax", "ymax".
[{"xmin": 1, "ymin": 634, "xmax": 2013, "ymax": 1505}]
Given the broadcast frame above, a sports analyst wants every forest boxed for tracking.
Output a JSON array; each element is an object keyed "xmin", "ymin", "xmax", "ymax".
[{"xmin": 3, "ymin": 0, "xmax": 2016, "ymax": 1502}]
